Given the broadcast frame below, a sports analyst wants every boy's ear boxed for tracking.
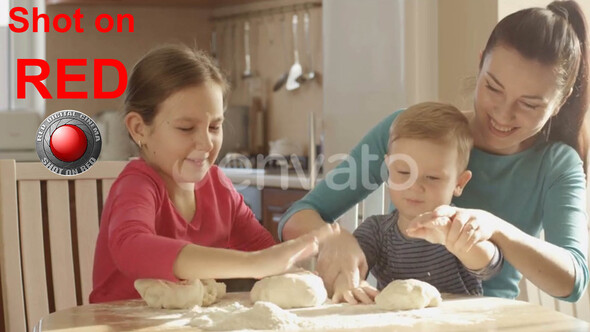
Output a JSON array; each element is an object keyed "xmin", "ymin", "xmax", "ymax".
[
  {"xmin": 125, "ymin": 112, "xmax": 147, "ymax": 146},
  {"xmin": 453, "ymin": 170, "xmax": 472, "ymax": 197}
]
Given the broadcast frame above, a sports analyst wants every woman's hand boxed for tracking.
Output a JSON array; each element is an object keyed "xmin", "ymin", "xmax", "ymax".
[
  {"xmin": 316, "ymin": 227, "xmax": 369, "ymax": 298},
  {"xmin": 405, "ymin": 212, "xmax": 451, "ymax": 245},
  {"xmin": 407, "ymin": 205, "xmax": 499, "ymax": 252},
  {"xmin": 253, "ymin": 223, "xmax": 340, "ymax": 279},
  {"xmin": 332, "ymin": 272, "xmax": 379, "ymax": 304}
]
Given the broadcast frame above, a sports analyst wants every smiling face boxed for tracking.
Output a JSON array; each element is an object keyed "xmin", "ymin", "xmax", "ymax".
[
  {"xmin": 386, "ymin": 138, "xmax": 471, "ymax": 222},
  {"xmin": 136, "ymin": 83, "xmax": 224, "ymax": 190},
  {"xmin": 473, "ymin": 45, "xmax": 565, "ymax": 155}
]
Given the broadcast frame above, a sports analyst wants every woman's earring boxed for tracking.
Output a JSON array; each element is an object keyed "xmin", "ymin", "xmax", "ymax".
[
  {"xmin": 545, "ymin": 116, "xmax": 553, "ymax": 142},
  {"xmin": 137, "ymin": 140, "xmax": 142, "ymax": 148}
]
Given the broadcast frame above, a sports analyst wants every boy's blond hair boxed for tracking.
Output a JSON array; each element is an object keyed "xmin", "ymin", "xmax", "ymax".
[{"xmin": 389, "ymin": 102, "xmax": 473, "ymax": 171}]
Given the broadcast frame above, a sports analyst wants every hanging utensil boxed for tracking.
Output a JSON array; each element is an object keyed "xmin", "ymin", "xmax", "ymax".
[
  {"xmin": 285, "ymin": 14, "xmax": 302, "ymax": 91},
  {"xmin": 297, "ymin": 10, "xmax": 316, "ymax": 83},
  {"xmin": 210, "ymin": 26, "xmax": 218, "ymax": 66},
  {"xmin": 264, "ymin": 14, "xmax": 274, "ymax": 47},
  {"xmin": 273, "ymin": 15, "xmax": 289, "ymax": 92},
  {"xmin": 229, "ymin": 22, "xmax": 237, "ymax": 86},
  {"xmin": 242, "ymin": 20, "xmax": 253, "ymax": 79}
]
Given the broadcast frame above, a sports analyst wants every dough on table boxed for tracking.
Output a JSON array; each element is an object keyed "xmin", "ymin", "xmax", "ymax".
[
  {"xmin": 201, "ymin": 278, "xmax": 227, "ymax": 306},
  {"xmin": 134, "ymin": 278, "xmax": 226, "ymax": 309},
  {"xmin": 250, "ymin": 271, "xmax": 327, "ymax": 309},
  {"xmin": 375, "ymin": 278, "xmax": 442, "ymax": 310}
]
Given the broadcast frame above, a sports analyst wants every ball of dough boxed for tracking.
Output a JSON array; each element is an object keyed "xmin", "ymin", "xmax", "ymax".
[
  {"xmin": 375, "ymin": 279, "xmax": 442, "ymax": 310},
  {"xmin": 134, "ymin": 278, "xmax": 226, "ymax": 309},
  {"xmin": 202, "ymin": 278, "xmax": 227, "ymax": 306},
  {"xmin": 250, "ymin": 272, "xmax": 327, "ymax": 309},
  {"xmin": 134, "ymin": 279, "xmax": 204, "ymax": 309}
]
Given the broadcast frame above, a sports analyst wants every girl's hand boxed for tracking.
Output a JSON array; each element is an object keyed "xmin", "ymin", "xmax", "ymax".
[{"xmin": 253, "ymin": 223, "xmax": 341, "ymax": 279}]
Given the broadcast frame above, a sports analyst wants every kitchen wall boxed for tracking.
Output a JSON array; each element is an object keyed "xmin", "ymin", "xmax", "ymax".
[
  {"xmin": 322, "ymin": 0, "xmax": 590, "ymax": 167},
  {"xmin": 45, "ymin": 0, "xmax": 323, "ymax": 158},
  {"xmin": 45, "ymin": 5, "xmax": 213, "ymax": 117},
  {"xmin": 38, "ymin": 0, "xmax": 590, "ymax": 163},
  {"xmin": 322, "ymin": 0, "xmax": 405, "ymax": 167},
  {"xmin": 322, "ymin": 0, "xmax": 439, "ymax": 167},
  {"xmin": 437, "ymin": 0, "xmax": 497, "ymax": 110}
]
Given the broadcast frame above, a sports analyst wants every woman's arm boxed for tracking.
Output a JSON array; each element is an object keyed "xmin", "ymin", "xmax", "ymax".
[
  {"xmin": 449, "ymin": 241, "xmax": 499, "ymax": 272},
  {"xmin": 414, "ymin": 207, "xmax": 585, "ymax": 299},
  {"xmin": 282, "ymin": 209, "xmax": 328, "ymax": 241},
  {"xmin": 279, "ymin": 110, "xmax": 401, "ymax": 241},
  {"xmin": 278, "ymin": 111, "xmax": 400, "ymax": 298},
  {"xmin": 485, "ymin": 148, "xmax": 587, "ymax": 300},
  {"xmin": 491, "ymin": 221, "xmax": 578, "ymax": 298},
  {"xmin": 409, "ymin": 147, "xmax": 589, "ymax": 301}
]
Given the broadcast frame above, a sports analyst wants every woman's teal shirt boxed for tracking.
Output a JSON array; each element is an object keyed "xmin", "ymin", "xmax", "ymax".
[{"xmin": 279, "ymin": 110, "xmax": 588, "ymax": 302}]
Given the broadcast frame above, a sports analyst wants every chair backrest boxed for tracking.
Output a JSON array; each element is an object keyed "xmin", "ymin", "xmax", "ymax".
[
  {"xmin": 340, "ymin": 184, "xmax": 590, "ymax": 322},
  {"xmin": 0, "ymin": 160, "xmax": 127, "ymax": 332},
  {"xmin": 338, "ymin": 184, "xmax": 387, "ymax": 233},
  {"xmin": 515, "ymin": 229, "xmax": 590, "ymax": 322},
  {"xmin": 515, "ymin": 176, "xmax": 590, "ymax": 321}
]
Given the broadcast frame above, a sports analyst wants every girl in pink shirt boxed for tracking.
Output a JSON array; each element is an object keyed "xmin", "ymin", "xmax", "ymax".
[{"xmin": 90, "ymin": 45, "xmax": 335, "ymax": 303}]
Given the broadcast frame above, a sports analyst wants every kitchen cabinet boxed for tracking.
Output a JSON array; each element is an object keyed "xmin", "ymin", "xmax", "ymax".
[{"xmin": 261, "ymin": 187, "xmax": 308, "ymax": 241}]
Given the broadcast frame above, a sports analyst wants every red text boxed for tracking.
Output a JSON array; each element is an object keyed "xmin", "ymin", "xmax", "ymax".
[{"xmin": 17, "ymin": 59, "xmax": 128, "ymax": 99}]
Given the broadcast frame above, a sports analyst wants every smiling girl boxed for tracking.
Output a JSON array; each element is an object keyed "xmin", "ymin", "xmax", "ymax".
[{"xmin": 90, "ymin": 45, "xmax": 336, "ymax": 303}]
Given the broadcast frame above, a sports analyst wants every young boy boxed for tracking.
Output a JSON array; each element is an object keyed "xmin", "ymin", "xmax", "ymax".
[{"xmin": 343, "ymin": 102, "xmax": 503, "ymax": 301}]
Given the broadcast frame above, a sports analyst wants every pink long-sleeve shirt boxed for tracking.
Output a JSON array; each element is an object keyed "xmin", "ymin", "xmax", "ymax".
[{"xmin": 90, "ymin": 159, "xmax": 275, "ymax": 303}]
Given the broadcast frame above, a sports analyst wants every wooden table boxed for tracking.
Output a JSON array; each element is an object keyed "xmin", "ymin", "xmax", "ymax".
[{"xmin": 36, "ymin": 292, "xmax": 590, "ymax": 332}]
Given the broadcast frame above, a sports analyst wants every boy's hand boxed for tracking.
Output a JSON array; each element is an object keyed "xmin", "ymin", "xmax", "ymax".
[
  {"xmin": 405, "ymin": 212, "xmax": 451, "ymax": 245},
  {"xmin": 331, "ymin": 271, "xmax": 379, "ymax": 304}
]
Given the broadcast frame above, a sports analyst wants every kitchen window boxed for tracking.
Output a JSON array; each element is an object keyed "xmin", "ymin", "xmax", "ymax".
[
  {"xmin": 0, "ymin": 0, "xmax": 45, "ymax": 162},
  {"xmin": 1, "ymin": 0, "xmax": 45, "ymax": 115},
  {"xmin": 1, "ymin": 0, "xmax": 9, "ymax": 111}
]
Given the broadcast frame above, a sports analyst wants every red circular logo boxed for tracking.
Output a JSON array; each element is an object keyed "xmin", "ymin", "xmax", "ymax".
[
  {"xmin": 49, "ymin": 124, "xmax": 89, "ymax": 162},
  {"xmin": 37, "ymin": 110, "xmax": 102, "ymax": 176}
]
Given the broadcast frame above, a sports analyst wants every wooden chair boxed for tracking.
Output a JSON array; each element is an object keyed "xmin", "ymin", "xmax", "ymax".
[
  {"xmin": 515, "ymin": 229, "xmax": 590, "ymax": 322},
  {"xmin": 0, "ymin": 160, "xmax": 127, "ymax": 332},
  {"xmin": 515, "ymin": 177, "xmax": 590, "ymax": 321},
  {"xmin": 339, "ymin": 184, "xmax": 590, "ymax": 322}
]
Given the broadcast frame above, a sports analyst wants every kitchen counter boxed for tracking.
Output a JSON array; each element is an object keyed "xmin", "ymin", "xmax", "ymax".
[{"xmin": 220, "ymin": 167, "xmax": 318, "ymax": 190}]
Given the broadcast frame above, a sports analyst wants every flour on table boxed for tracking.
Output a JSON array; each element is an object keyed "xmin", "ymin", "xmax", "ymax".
[
  {"xmin": 375, "ymin": 279, "xmax": 442, "ymax": 310},
  {"xmin": 190, "ymin": 301, "xmax": 309, "ymax": 331},
  {"xmin": 250, "ymin": 271, "xmax": 327, "ymax": 309},
  {"xmin": 134, "ymin": 278, "xmax": 226, "ymax": 309}
]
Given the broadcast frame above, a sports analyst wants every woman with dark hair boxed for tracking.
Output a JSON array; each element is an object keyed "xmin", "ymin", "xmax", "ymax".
[{"xmin": 280, "ymin": 0, "xmax": 590, "ymax": 304}]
